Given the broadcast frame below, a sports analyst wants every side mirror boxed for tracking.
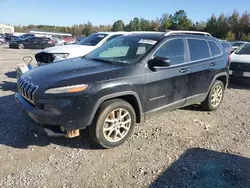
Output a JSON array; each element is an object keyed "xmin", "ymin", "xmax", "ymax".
[{"xmin": 148, "ymin": 56, "xmax": 171, "ymax": 69}]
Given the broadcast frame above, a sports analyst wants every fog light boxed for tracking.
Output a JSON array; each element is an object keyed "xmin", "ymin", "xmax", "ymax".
[{"xmin": 44, "ymin": 104, "xmax": 61, "ymax": 115}]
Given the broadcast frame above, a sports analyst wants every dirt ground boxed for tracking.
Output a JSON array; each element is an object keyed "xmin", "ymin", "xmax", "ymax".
[{"xmin": 0, "ymin": 45, "xmax": 250, "ymax": 188}]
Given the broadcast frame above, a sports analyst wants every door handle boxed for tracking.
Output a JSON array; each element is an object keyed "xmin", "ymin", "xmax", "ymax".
[
  {"xmin": 179, "ymin": 68, "xmax": 189, "ymax": 73},
  {"xmin": 210, "ymin": 62, "xmax": 216, "ymax": 66}
]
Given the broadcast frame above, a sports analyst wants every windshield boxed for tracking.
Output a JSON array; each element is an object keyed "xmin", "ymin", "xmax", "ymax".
[
  {"xmin": 78, "ymin": 33, "xmax": 108, "ymax": 46},
  {"xmin": 232, "ymin": 42, "xmax": 245, "ymax": 47},
  {"xmin": 85, "ymin": 36, "xmax": 157, "ymax": 64},
  {"xmin": 235, "ymin": 44, "xmax": 250, "ymax": 55}
]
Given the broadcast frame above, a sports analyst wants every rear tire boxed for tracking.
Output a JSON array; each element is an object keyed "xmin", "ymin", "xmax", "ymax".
[
  {"xmin": 201, "ymin": 80, "xmax": 225, "ymax": 111},
  {"xmin": 18, "ymin": 43, "xmax": 24, "ymax": 49},
  {"xmin": 89, "ymin": 99, "xmax": 136, "ymax": 149}
]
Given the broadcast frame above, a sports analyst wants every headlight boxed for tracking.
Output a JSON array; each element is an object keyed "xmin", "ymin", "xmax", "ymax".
[
  {"xmin": 53, "ymin": 53, "xmax": 69, "ymax": 59},
  {"xmin": 45, "ymin": 84, "xmax": 88, "ymax": 94}
]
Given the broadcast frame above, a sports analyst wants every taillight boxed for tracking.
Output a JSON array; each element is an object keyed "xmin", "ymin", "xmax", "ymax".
[
  {"xmin": 49, "ymin": 40, "xmax": 55, "ymax": 44},
  {"xmin": 228, "ymin": 54, "xmax": 231, "ymax": 61}
]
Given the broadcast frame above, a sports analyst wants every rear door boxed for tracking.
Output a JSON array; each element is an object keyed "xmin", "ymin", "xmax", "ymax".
[
  {"xmin": 145, "ymin": 38, "xmax": 190, "ymax": 114},
  {"xmin": 185, "ymin": 38, "xmax": 222, "ymax": 105}
]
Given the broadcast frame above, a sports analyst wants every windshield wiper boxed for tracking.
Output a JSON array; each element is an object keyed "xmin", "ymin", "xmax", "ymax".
[{"xmin": 89, "ymin": 58, "xmax": 114, "ymax": 64}]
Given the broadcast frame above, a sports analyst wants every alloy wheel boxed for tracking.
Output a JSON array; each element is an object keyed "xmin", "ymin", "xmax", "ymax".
[
  {"xmin": 211, "ymin": 85, "xmax": 223, "ymax": 107},
  {"xmin": 103, "ymin": 108, "xmax": 131, "ymax": 142}
]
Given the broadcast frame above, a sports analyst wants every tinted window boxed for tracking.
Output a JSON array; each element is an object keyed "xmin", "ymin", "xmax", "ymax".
[
  {"xmin": 154, "ymin": 39, "xmax": 185, "ymax": 65},
  {"xmin": 106, "ymin": 35, "xmax": 123, "ymax": 43},
  {"xmin": 188, "ymin": 39, "xmax": 210, "ymax": 61},
  {"xmin": 235, "ymin": 44, "xmax": 250, "ymax": 55},
  {"xmin": 27, "ymin": 37, "xmax": 36, "ymax": 42},
  {"xmin": 78, "ymin": 33, "xmax": 108, "ymax": 46},
  {"xmin": 209, "ymin": 41, "xmax": 221, "ymax": 56}
]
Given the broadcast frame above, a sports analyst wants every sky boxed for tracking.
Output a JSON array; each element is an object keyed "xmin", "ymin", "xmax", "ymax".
[{"xmin": 0, "ymin": 0, "xmax": 249, "ymax": 26}]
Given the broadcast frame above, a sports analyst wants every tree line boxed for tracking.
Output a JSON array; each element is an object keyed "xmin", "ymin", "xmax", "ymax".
[{"xmin": 14, "ymin": 9, "xmax": 250, "ymax": 41}]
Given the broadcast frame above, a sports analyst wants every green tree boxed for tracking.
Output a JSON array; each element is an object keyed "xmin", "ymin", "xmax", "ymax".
[
  {"xmin": 127, "ymin": 17, "xmax": 141, "ymax": 31},
  {"xmin": 112, "ymin": 20, "xmax": 125, "ymax": 31},
  {"xmin": 171, "ymin": 10, "xmax": 192, "ymax": 30},
  {"xmin": 82, "ymin": 21, "xmax": 93, "ymax": 36},
  {"xmin": 240, "ymin": 33, "xmax": 250, "ymax": 41},
  {"xmin": 225, "ymin": 31, "xmax": 235, "ymax": 41},
  {"xmin": 160, "ymin": 14, "xmax": 172, "ymax": 31}
]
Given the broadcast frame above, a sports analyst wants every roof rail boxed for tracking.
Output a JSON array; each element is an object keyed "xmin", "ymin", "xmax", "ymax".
[
  {"xmin": 130, "ymin": 31, "xmax": 165, "ymax": 34},
  {"xmin": 165, "ymin": 30, "xmax": 212, "ymax": 37}
]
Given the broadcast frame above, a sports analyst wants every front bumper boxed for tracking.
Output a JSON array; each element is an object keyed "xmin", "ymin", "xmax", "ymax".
[
  {"xmin": 9, "ymin": 43, "xmax": 18, "ymax": 48},
  {"xmin": 15, "ymin": 93, "xmax": 90, "ymax": 130}
]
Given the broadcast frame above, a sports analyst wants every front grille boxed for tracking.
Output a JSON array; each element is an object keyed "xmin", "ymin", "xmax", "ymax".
[
  {"xmin": 17, "ymin": 78, "xmax": 39, "ymax": 104},
  {"xmin": 35, "ymin": 52, "xmax": 55, "ymax": 64},
  {"xmin": 230, "ymin": 62, "xmax": 250, "ymax": 72}
]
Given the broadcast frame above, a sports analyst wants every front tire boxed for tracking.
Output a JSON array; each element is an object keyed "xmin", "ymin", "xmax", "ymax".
[
  {"xmin": 201, "ymin": 80, "xmax": 225, "ymax": 111},
  {"xmin": 18, "ymin": 43, "xmax": 24, "ymax": 49},
  {"xmin": 89, "ymin": 99, "xmax": 136, "ymax": 149}
]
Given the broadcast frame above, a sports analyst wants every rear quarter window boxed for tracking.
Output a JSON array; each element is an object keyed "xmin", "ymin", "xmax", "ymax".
[
  {"xmin": 187, "ymin": 39, "xmax": 210, "ymax": 61},
  {"xmin": 209, "ymin": 41, "xmax": 222, "ymax": 56}
]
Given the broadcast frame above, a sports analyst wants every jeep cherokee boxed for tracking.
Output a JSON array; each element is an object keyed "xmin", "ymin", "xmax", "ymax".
[{"xmin": 15, "ymin": 31, "xmax": 229, "ymax": 148}]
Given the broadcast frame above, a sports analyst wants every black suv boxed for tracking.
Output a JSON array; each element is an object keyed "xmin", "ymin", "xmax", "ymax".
[{"xmin": 15, "ymin": 31, "xmax": 229, "ymax": 148}]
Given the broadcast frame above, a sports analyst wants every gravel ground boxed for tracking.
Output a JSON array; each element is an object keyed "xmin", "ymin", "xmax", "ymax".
[{"xmin": 0, "ymin": 45, "xmax": 250, "ymax": 188}]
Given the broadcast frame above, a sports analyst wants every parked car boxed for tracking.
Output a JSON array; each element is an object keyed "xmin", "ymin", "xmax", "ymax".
[
  {"xmin": 15, "ymin": 31, "xmax": 229, "ymax": 148},
  {"xmin": 35, "ymin": 32, "xmax": 129, "ymax": 65},
  {"xmin": 231, "ymin": 41, "xmax": 247, "ymax": 52},
  {"xmin": 4, "ymin": 33, "xmax": 14, "ymax": 41},
  {"xmin": 11, "ymin": 34, "xmax": 36, "ymax": 41},
  {"xmin": 0, "ymin": 35, "xmax": 6, "ymax": 44},
  {"xmin": 229, "ymin": 43, "xmax": 250, "ymax": 78},
  {"xmin": 220, "ymin": 40, "xmax": 233, "ymax": 54},
  {"xmin": 9, "ymin": 37, "xmax": 55, "ymax": 49},
  {"xmin": 53, "ymin": 37, "xmax": 66, "ymax": 46}
]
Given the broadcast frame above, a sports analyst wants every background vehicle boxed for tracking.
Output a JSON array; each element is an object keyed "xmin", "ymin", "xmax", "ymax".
[
  {"xmin": 53, "ymin": 37, "xmax": 66, "ymax": 45},
  {"xmin": 0, "ymin": 35, "xmax": 6, "ymax": 44},
  {"xmin": 16, "ymin": 31, "xmax": 229, "ymax": 148},
  {"xmin": 11, "ymin": 34, "xmax": 35, "ymax": 41},
  {"xmin": 4, "ymin": 33, "xmax": 14, "ymax": 41},
  {"xmin": 230, "ymin": 43, "xmax": 250, "ymax": 78},
  {"xmin": 35, "ymin": 32, "xmax": 128, "ymax": 65},
  {"xmin": 220, "ymin": 40, "xmax": 233, "ymax": 54},
  {"xmin": 9, "ymin": 37, "xmax": 55, "ymax": 49},
  {"xmin": 231, "ymin": 41, "xmax": 247, "ymax": 51}
]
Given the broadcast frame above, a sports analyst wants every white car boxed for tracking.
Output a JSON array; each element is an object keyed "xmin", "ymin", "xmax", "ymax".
[
  {"xmin": 35, "ymin": 32, "xmax": 129, "ymax": 65},
  {"xmin": 231, "ymin": 41, "xmax": 247, "ymax": 52},
  {"xmin": 230, "ymin": 43, "xmax": 250, "ymax": 78}
]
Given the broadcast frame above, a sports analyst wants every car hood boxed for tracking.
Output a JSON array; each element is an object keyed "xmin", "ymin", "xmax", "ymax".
[
  {"xmin": 41, "ymin": 44, "xmax": 96, "ymax": 57},
  {"xmin": 21, "ymin": 57, "xmax": 127, "ymax": 91},
  {"xmin": 230, "ymin": 53, "xmax": 250, "ymax": 63}
]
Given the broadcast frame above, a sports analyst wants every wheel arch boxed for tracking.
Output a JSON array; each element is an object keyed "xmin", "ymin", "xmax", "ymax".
[{"xmin": 88, "ymin": 91, "xmax": 144, "ymax": 125}]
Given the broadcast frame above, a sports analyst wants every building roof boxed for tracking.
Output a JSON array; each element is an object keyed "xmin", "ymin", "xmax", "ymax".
[
  {"xmin": 0, "ymin": 24, "xmax": 14, "ymax": 28},
  {"xmin": 29, "ymin": 29, "xmax": 71, "ymax": 35}
]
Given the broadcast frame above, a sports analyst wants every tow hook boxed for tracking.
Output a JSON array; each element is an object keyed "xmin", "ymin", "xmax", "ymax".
[{"xmin": 65, "ymin": 129, "xmax": 80, "ymax": 138}]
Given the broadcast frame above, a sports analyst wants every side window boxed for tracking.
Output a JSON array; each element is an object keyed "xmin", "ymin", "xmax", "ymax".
[
  {"xmin": 27, "ymin": 37, "xmax": 36, "ymax": 42},
  {"xmin": 154, "ymin": 39, "xmax": 185, "ymax": 65},
  {"xmin": 209, "ymin": 41, "xmax": 222, "ymax": 56},
  {"xmin": 106, "ymin": 35, "xmax": 123, "ymax": 43},
  {"xmin": 188, "ymin": 39, "xmax": 210, "ymax": 61}
]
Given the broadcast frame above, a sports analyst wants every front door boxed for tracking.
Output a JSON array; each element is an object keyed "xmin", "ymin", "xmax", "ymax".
[{"xmin": 145, "ymin": 38, "xmax": 190, "ymax": 115}]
